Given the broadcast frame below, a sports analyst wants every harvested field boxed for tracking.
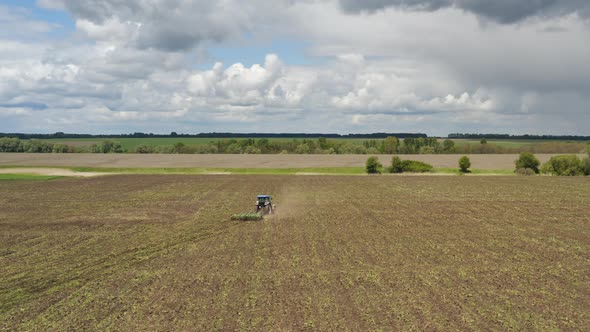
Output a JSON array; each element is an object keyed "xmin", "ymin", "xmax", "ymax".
[
  {"xmin": 1, "ymin": 175, "xmax": 589, "ymax": 330},
  {"xmin": 0, "ymin": 153, "xmax": 585, "ymax": 170}
]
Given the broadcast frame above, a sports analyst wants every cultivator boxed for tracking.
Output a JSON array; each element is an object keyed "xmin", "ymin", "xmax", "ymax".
[{"xmin": 231, "ymin": 195, "xmax": 276, "ymax": 221}]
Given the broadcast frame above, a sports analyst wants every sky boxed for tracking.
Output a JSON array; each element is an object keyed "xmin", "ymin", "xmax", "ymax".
[{"xmin": 0, "ymin": 1, "xmax": 589, "ymax": 135}]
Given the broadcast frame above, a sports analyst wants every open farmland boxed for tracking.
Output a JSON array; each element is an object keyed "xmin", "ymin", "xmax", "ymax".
[
  {"xmin": 1, "ymin": 152, "xmax": 586, "ymax": 170},
  {"xmin": 1, "ymin": 175, "xmax": 589, "ymax": 330},
  {"xmin": 34, "ymin": 137, "xmax": 587, "ymax": 153},
  {"xmin": 38, "ymin": 137, "xmax": 375, "ymax": 151}
]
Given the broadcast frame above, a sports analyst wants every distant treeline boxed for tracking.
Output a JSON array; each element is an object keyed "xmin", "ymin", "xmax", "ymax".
[
  {"xmin": 1, "ymin": 136, "xmax": 588, "ymax": 155},
  {"xmin": 0, "ymin": 132, "xmax": 427, "ymax": 139},
  {"xmin": 0, "ymin": 136, "xmax": 450, "ymax": 154},
  {"xmin": 449, "ymin": 133, "xmax": 590, "ymax": 141}
]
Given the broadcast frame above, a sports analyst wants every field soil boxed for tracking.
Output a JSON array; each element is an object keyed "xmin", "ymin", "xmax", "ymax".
[
  {"xmin": 0, "ymin": 153, "xmax": 585, "ymax": 170},
  {"xmin": 0, "ymin": 168, "xmax": 113, "ymax": 177},
  {"xmin": 1, "ymin": 175, "xmax": 589, "ymax": 330}
]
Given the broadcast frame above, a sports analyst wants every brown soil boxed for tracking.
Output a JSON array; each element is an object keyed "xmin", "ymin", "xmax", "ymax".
[
  {"xmin": 0, "ymin": 153, "xmax": 585, "ymax": 169},
  {"xmin": 1, "ymin": 175, "xmax": 589, "ymax": 330}
]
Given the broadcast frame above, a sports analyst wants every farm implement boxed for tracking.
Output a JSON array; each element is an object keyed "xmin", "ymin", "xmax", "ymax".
[{"xmin": 231, "ymin": 195, "xmax": 275, "ymax": 221}]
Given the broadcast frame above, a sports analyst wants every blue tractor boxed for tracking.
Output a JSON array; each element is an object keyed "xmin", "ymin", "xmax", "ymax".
[{"xmin": 256, "ymin": 195, "xmax": 275, "ymax": 215}]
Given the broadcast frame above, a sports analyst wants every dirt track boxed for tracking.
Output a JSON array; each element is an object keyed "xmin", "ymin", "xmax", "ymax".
[{"xmin": 0, "ymin": 153, "xmax": 584, "ymax": 170}]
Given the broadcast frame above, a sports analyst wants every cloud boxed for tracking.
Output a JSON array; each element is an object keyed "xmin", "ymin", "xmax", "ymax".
[
  {"xmin": 339, "ymin": 0, "xmax": 590, "ymax": 23},
  {"xmin": 44, "ymin": 0, "xmax": 260, "ymax": 51},
  {"xmin": 0, "ymin": 1, "xmax": 589, "ymax": 135}
]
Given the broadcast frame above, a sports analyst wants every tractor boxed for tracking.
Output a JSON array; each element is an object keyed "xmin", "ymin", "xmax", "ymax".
[{"xmin": 256, "ymin": 195, "xmax": 275, "ymax": 215}]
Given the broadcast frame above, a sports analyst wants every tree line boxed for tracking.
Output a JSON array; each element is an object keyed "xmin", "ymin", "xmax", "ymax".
[
  {"xmin": 366, "ymin": 147, "xmax": 590, "ymax": 176},
  {"xmin": 449, "ymin": 133, "xmax": 590, "ymax": 141},
  {"xmin": 132, "ymin": 137, "xmax": 455, "ymax": 154},
  {"xmin": 1, "ymin": 136, "xmax": 587, "ymax": 155},
  {"xmin": 0, "ymin": 136, "xmax": 454, "ymax": 154},
  {"xmin": 0, "ymin": 132, "xmax": 427, "ymax": 140}
]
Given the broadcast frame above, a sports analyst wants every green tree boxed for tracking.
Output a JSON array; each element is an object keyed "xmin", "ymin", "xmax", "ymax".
[
  {"xmin": 92, "ymin": 140, "xmax": 124, "ymax": 153},
  {"xmin": 173, "ymin": 142, "xmax": 186, "ymax": 154},
  {"xmin": 442, "ymin": 139, "xmax": 455, "ymax": 153},
  {"xmin": 135, "ymin": 144, "xmax": 153, "ymax": 154},
  {"xmin": 295, "ymin": 143, "xmax": 310, "ymax": 154},
  {"xmin": 22, "ymin": 139, "xmax": 53, "ymax": 153},
  {"xmin": 515, "ymin": 152, "xmax": 540, "ymax": 174},
  {"xmin": 52, "ymin": 144, "xmax": 70, "ymax": 153},
  {"xmin": 0, "ymin": 137, "xmax": 22, "ymax": 152},
  {"xmin": 382, "ymin": 136, "xmax": 399, "ymax": 154},
  {"xmin": 225, "ymin": 143, "xmax": 242, "ymax": 154},
  {"xmin": 365, "ymin": 156, "xmax": 382, "ymax": 174},
  {"xmin": 541, "ymin": 155, "xmax": 583, "ymax": 176},
  {"xmin": 389, "ymin": 156, "xmax": 404, "ymax": 173},
  {"xmin": 419, "ymin": 146, "xmax": 435, "ymax": 154},
  {"xmin": 480, "ymin": 138, "xmax": 488, "ymax": 145},
  {"xmin": 243, "ymin": 145, "xmax": 262, "ymax": 154},
  {"xmin": 459, "ymin": 156, "xmax": 471, "ymax": 173}
]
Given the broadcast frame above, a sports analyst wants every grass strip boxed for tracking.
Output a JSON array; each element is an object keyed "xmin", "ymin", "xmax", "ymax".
[{"xmin": 0, "ymin": 174, "xmax": 62, "ymax": 181}]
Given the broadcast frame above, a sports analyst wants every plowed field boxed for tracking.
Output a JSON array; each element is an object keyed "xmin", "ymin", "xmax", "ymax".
[
  {"xmin": 1, "ymin": 153, "xmax": 586, "ymax": 170},
  {"xmin": 1, "ymin": 175, "xmax": 589, "ymax": 330}
]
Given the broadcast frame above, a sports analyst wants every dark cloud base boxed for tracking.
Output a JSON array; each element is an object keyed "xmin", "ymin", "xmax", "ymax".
[{"xmin": 339, "ymin": 0, "xmax": 590, "ymax": 23}]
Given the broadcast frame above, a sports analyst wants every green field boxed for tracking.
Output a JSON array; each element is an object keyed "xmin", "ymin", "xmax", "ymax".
[{"xmin": 1, "ymin": 175, "xmax": 589, "ymax": 330}]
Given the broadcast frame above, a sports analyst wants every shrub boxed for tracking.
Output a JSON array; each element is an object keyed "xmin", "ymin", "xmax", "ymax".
[
  {"xmin": 243, "ymin": 146, "xmax": 262, "ymax": 154},
  {"xmin": 92, "ymin": 140, "xmax": 124, "ymax": 153},
  {"xmin": 366, "ymin": 147, "xmax": 380, "ymax": 155},
  {"xmin": 582, "ymin": 158, "xmax": 590, "ymax": 176},
  {"xmin": 458, "ymin": 156, "xmax": 471, "ymax": 173},
  {"xmin": 419, "ymin": 146, "xmax": 435, "ymax": 154},
  {"xmin": 154, "ymin": 145, "xmax": 175, "ymax": 154},
  {"xmin": 173, "ymin": 142, "xmax": 187, "ymax": 154},
  {"xmin": 225, "ymin": 143, "xmax": 242, "ymax": 154},
  {"xmin": 295, "ymin": 144, "xmax": 310, "ymax": 154},
  {"xmin": 194, "ymin": 144, "xmax": 218, "ymax": 154},
  {"xmin": 515, "ymin": 168, "xmax": 536, "ymax": 176},
  {"xmin": 389, "ymin": 156, "xmax": 404, "ymax": 173},
  {"xmin": 52, "ymin": 144, "xmax": 70, "ymax": 153},
  {"xmin": 586, "ymin": 142, "xmax": 590, "ymax": 156},
  {"xmin": 365, "ymin": 156, "xmax": 382, "ymax": 174},
  {"xmin": 402, "ymin": 160, "xmax": 433, "ymax": 173},
  {"xmin": 480, "ymin": 138, "xmax": 487, "ymax": 145},
  {"xmin": 135, "ymin": 144, "xmax": 153, "ymax": 154},
  {"xmin": 515, "ymin": 152, "xmax": 540, "ymax": 174},
  {"xmin": 22, "ymin": 139, "xmax": 54, "ymax": 153},
  {"xmin": 388, "ymin": 157, "xmax": 433, "ymax": 173},
  {"xmin": 541, "ymin": 155, "xmax": 583, "ymax": 176}
]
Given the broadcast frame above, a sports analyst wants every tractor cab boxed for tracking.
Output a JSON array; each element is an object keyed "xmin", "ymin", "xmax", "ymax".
[{"xmin": 256, "ymin": 195, "xmax": 274, "ymax": 214}]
